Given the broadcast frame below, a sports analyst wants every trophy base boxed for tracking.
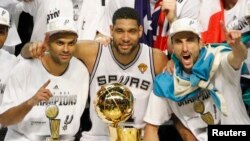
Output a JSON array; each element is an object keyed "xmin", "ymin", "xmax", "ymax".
[
  {"xmin": 108, "ymin": 126, "xmax": 142, "ymax": 141},
  {"xmin": 46, "ymin": 137, "xmax": 59, "ymax": 141}
]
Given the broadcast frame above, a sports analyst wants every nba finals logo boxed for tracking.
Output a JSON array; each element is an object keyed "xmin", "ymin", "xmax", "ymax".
[
  {"xmin": 46, "ymin": 105, "xmax": 60, "ymax": 141},
  {"xmin": 138, "ymin": 63, "xmax": 148, "ymax": 74}
]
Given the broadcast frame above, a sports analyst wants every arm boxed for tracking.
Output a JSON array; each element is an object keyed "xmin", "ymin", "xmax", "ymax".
[
  {"xmin": 221, "ymin": 21, "xmax": 248, "ymax": 70},
  {"xmin": 144, "ymin": 123, "xmax": 160, "ymax": 141},
  {"xmin": 153, "ymin": 48, "xmax": 169, "ymax": 75},
  {"xmin": 20, "ymin": 35, "xmax": 99, "ymax": 73},
  {"xmin": 0, "ymin": 80, "xmax": 52, "ymax": 127},
  {"xmin": 227, "ymin": 41, "xmax": 247, "ymax": 70},
  {"xmin": 144, "ymin": 92, "xmax": 172, "ymax": 141},
  {"xmin": 75, "ymin": 40, "xmax": 99, "ymax": 73},
  {"xmin": 161, "ymin": 0, "xmax": 177, "ymax": 23},
  {"xmin": 172, "ymin": 115, "xmax": 197, "ymax": 141}
]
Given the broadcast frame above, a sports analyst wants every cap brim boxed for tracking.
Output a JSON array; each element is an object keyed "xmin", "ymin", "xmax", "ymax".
[
  {"xmin": 0, "ymin": 22, "xmax": 10, "ymax": 27},
  {"xmin": 170, "ymin": 29, "xmax": 200, "ymax": 39},
  {"xmin": 47, "ymin": 30, "xmax": 78, "ymax": 37}
]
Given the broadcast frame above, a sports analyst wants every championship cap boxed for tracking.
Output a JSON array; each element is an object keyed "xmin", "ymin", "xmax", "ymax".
[
  {"xmin": 0, "ymin": 7, "xmax": 10, "ymax": 27},
  {"xmin": 46, "ymin": 17, "xmax": 77, "ymax": 36},
  {"xmin": 169, "ymin": 18, "xmax": 202, "ymax": 39}
]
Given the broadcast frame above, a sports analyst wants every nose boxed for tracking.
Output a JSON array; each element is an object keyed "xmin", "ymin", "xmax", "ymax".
[
  {"xmin": 122, "ymin": 32, "xmax": 129, "ymax": 42},
  {"xmin": 182, "ymin": 41, "xmax": 188, "ymax": 52},
  {"xmin": 63, "ymin": 45, "xmax": 69, "ymax": 52}
]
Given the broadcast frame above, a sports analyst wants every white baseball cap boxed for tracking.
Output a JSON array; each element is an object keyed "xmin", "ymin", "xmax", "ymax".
[
  {"xmin": 46, "ymin": 17, "xmax": 77, "ymax": 36},
  {"xmin": 169, "ymin": 18, "xmax": 202, "ymax": 39},
  {"xmin": 0, "ymin": 7, "xmax": 10, "ymax": 27}
]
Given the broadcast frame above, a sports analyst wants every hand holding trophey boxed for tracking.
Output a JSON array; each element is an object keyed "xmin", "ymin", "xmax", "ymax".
[
  {"xmin": 28, "ymin": 80, "xmax": 53, "ymax": 106},
  {"xmin": 161, "ymin": 0, "xmax": 176, "ymax": 23}
]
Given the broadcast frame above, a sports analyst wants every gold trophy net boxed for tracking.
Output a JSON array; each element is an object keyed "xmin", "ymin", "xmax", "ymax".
[{"xmin": 94, "ymin": 83, "xmax": 142, "ymax": 141}]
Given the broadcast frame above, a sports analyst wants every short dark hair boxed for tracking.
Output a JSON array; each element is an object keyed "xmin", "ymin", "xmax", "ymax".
[{"xmin": 112, "ymin": 7, "xmax": 140, "ymax": 26}]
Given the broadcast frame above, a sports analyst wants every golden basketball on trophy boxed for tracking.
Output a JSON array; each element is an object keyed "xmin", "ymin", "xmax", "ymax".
[
  {"xmin": 94, "ymin": 83, "xmax": 141, "ymax": 141},
  {"xmin": 46, "ymin": 104, "xmax": 59, "ymax": 119},
  {"xmin": 94, "ymin": 83, "xmax": 133, "ymax": 125}
]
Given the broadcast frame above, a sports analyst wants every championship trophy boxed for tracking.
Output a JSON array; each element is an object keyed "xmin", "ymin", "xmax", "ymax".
[
  {"xmin": 46, "ymin": 104, "xmax": 60, "ymax": 141},
  {"xmin": 94, "ymin": 83, "xmax": 142, "ymax": 141}
]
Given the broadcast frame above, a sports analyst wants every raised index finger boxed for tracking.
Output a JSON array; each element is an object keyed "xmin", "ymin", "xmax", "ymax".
[
  {"xmin": 220, "ymin": 20, "xmax": 229, "ymax": 38},
  {"xmin": 41, "ymin": 80, "xmax": 51, "ymax": 88}
]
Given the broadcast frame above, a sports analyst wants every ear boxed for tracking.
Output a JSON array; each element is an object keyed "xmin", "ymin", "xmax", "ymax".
[
  {"xmin": 167, "ymin": 37, "xmax": 174, "ymax": 54},
  {"xmin": 139, "ymin": 25, "xmax": 143, "ymax": 38},
  {"xmin": 199, "ymin": 38, "xmax": 203, "ymax": 49},
  {"xmin": 110, "ymin": 25, "xmax": 114, "ymax": 37}
]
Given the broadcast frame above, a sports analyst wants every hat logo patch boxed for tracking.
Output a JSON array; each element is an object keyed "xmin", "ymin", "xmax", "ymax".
[
  {"xmin": 189, "ymin": 20, "xmax": 194, "ymax": 26},
  {"xmin": 1, "ymin": 10, "xmax": 6, "ymax": 16},
  {"xmin": 64, "ymin": 19, "xmax": 69, "ymax": 25}
]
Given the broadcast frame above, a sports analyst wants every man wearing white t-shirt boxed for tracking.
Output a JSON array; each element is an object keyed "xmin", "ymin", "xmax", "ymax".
[
  {"xmin": 0, "ymin": 17, "xmax": 89, "ymax": 141},
  {"xmin": 199, "ymin": 0, "xmax": 250, "ymax": 70},
  {"xmin": 0, "ymin": 6, "xmax": 18, "ymax": 139},
  {"xmin": 144, "ymin": 18, "xmax": 250, "ymax": 141},
  {"xmin": 0, "ymin": 7, "xmax": 18, "ymax": 104}
]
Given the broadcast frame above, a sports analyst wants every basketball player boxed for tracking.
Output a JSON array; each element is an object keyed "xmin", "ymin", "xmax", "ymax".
[
  {"xmin": 144, "ymin": 17, "xmax": 250, "ymax": 141},
  {"xmin": 0, "ymin": 17, "xmax": 89, "ymax": 141},
  {"xmin": 80, "ymin": 7, "xmax": 169, "ymax": 141},
  {"xmin": 22, "ymin": 7, "xmax": 198, "ymax": 141},
  {"xmin": 0, "ymin": 7, "xmax": 18, "ymax": 104}
]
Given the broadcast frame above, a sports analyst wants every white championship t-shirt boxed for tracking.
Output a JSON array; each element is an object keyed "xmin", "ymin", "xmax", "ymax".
[{"xmin": 0, "ymin": 57, "xmax": 89, "ymax": 141}]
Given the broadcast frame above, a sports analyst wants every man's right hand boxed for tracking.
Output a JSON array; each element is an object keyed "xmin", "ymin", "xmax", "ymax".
[{"xmin": 28, "ymin": 80, "xmax": 53, "ymax": 106}]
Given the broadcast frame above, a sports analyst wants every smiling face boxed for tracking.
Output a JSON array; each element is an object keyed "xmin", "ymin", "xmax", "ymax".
[
  {"xmin": 111, "ymin": 19, "xmax": 142, "ymax": 56},
  {"xmin": 172, "ymin": 31, "xmax": 202, "ymax": 73},
  {"xmin": 48, "ymin": 32, "xmax": 77, "ymax": 65}
]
